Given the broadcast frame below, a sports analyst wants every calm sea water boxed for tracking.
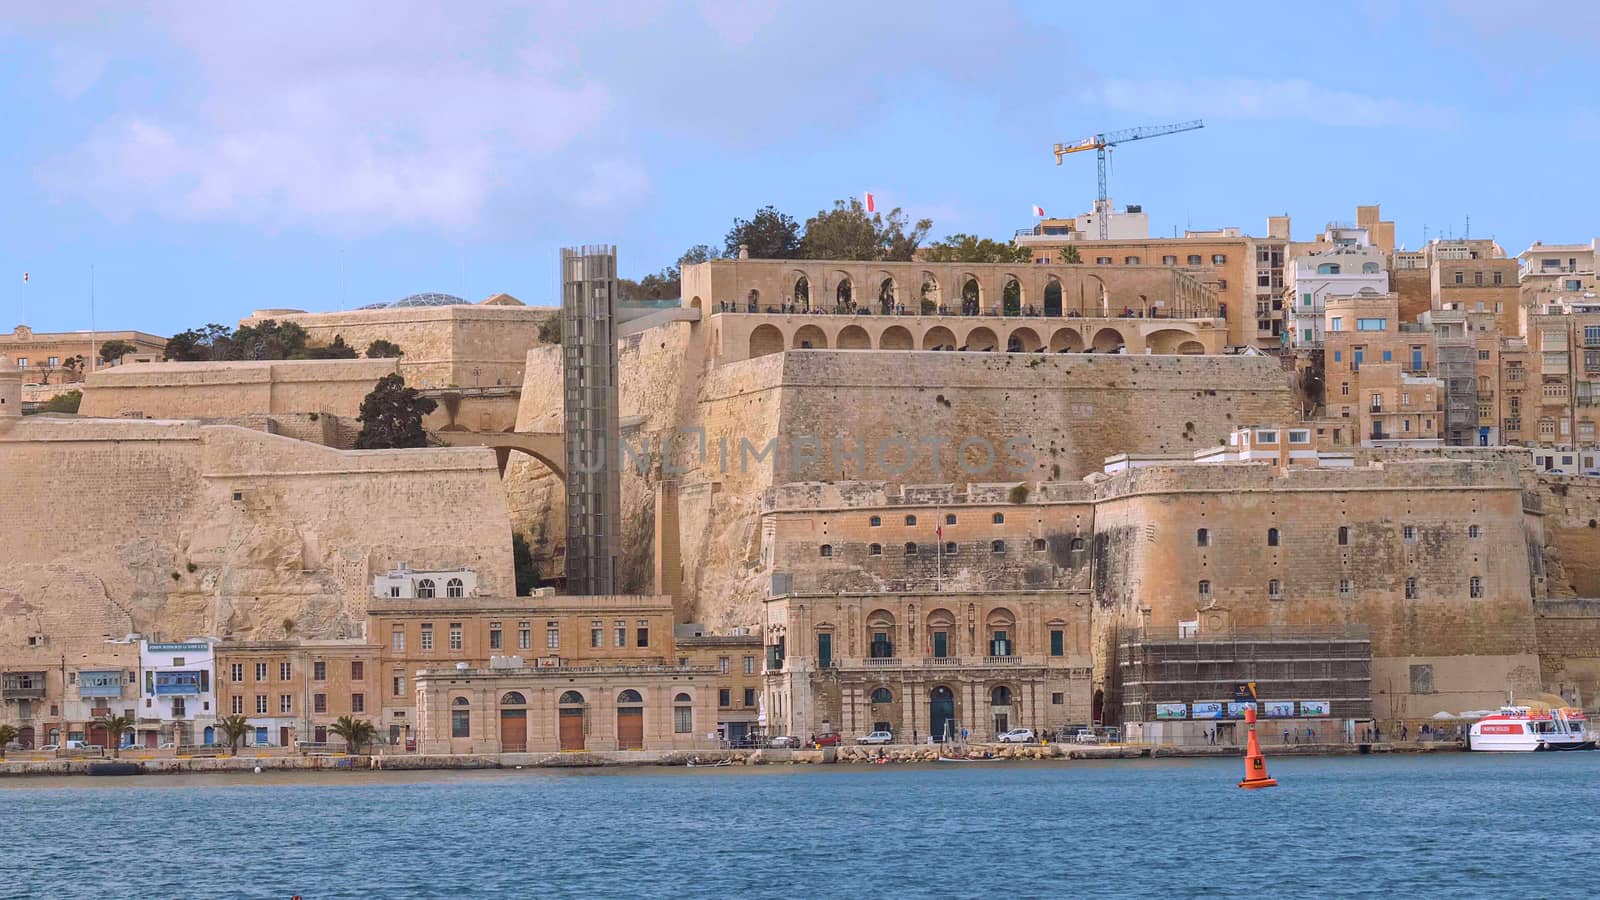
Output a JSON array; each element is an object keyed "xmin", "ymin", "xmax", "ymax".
[{"xmin": 2, "ymin": 753, "xmax": 1596, "ymax": 898}]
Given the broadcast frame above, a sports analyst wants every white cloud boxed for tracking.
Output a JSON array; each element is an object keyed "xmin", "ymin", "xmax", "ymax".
[{"xmin": 1082, "ymin": 78, "xmax": 1458, "ymax": 130}]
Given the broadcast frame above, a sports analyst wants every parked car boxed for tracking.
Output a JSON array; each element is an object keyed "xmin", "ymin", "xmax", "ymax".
[
  {"xmin": 768, "ymin": 735, "xmax": 800, "ymax": 749},
  {"xmin": 809, "ymin": 732, "xmax": 842, "ymax": 747},
  {"xmin": 997, "ymin": 728, "xmax": 1036, "ymax": 743},
  {"xmin": 1073, "ymin": 729, "xmax": 1099, "ymax": 744},
  {"xmin": 40, "ymin": 743, "xmax": 61, "ymax": 751},
  {"xmin": 856, "ymin": 731, "xmax": 894, "ymax": 745}
]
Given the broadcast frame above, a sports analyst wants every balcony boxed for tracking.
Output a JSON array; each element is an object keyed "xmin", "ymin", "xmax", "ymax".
[
  {"xmin": 984, "ymin": 655, "xmax": 1026, "ymax": 666},
  {"xmin": 2, "ymin": 672, "xmax": 47, "ymax": 700},
  {"xmin": 924, "ymin": 656, "xmax": 964, "ymax": 666},
  {"xmin": 863, "ymin": 657, "xmax": 901, "ymax": 667}
]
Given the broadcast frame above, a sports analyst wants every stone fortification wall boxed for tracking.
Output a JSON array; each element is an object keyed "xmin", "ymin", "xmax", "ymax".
[
  {"xmin": 1535, "ymin": 599, "xmax": 1600, "ymax": 708},
  {"xmin": 0, "ymin": 418, "xmax": 513, "ymax": 665},
  {"xmin": 239, "ymin": 304, "xmax": 555, "ymax": 388},
  {"xmin": 1532, "ymin": 475, "xmax": 1600, "ymax": 598},
  {"xmin": 79, "ymin": 358, "xmax": 399, "ymax": 421}
]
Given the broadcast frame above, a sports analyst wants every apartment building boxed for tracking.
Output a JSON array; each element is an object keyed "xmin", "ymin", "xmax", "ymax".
[{"xmin": 1322, "ymin": 292, "xmax": 1442, "ymax": 447}]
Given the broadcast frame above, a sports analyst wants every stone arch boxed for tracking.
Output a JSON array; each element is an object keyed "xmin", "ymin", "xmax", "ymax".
[
  {"xmin": 794, "ymin": 324, "xmax": 828, "ymax": 349},
  {"xmin": 1002, "ymin": 274, "xmax": 1024, "ymax": 315},
  {"xmin": 1146, "ymin": 328, "xmax": 1196, "ymax": 354},
  {"xmin": 965, "ymin": 326, "xmax": 998, "ymax": 352},
  {"xmin": 1049, "ymin": 327, "xmax": 1084, "ymax": 353},
  {"xmin": 1091, "ymin": 327, "xmax": 1125, "ymax": 353},
  {"xmin": 877, "ymin": 274, "xmax": 897, "ymax": 314},
  {"xmin": 749, "ymin": 324, "xmax": 784, "ymax": 358},
  {"xmin": 960, "ymin": 275, "xmax": 982, "ymax": 315},
  {"xmin": 690, "ymin": 297, "xmax": 702, "ymax": 312},
  {"xmin": 1007, "ymin": 326, "xmax": 1042, "ymax": 353},
  {"xmin": 1043, "ymin": 278, "xmax": 1063, "ymax": 317},
  {"xmin": 833, "ymin": 272, "xmax": 854, "ymax": 309},
  {"xmin": 792, "ymin": 273, "xmax": 811, "ymax": 310},
  {"xmin": 920, "ymin": 273, "xmax": 942, "ymax": 314},
  {"xmin": 838, "ymin": 324, "xmax": 871, "ymax": 350},
  {"xmin": 923, "ymin": 325, "xmax": 957, "ymax": 350},
  {"xmin": 880, "ymin": 325, "xmax": 914, "ymax": 350},
  {"xmin": 1178, "ymin": 340, "xmax": 1205, "ymax": 354}
]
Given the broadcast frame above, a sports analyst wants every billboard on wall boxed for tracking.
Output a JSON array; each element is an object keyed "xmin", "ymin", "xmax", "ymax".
[
  {"xmin": 1155, "ymin": 703, "xmax": 1188, "ymax": 720},
  {"xmin": 1191, "ymin": 701, "xmax": 1224, "ymax": 720},
  {"xmin": 1300, "ymin": 700, "xmax": 1331, "ymax": 717},
  {"xmin": 1227, "ymin": 701, "xmax": 1258, "ymax": 719},
  {"xmin": 1264, "ymin": 701, "xmax": 1296, "ymax": 718}
]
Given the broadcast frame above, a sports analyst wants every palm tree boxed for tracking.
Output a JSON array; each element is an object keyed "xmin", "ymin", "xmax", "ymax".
[
  {"xmin": 98, "ymin": 713, "xmax": 136, "ymax": 758},
  {"xmin": 218, "ymin": 715, "xmax": 252, "ymax": 754},
  {"xmin": 1062, "ymin": 245, "xmax": 1082, "ymax": 265},
  {"xmin": 0, "ymin": 724, "xmax": 18, "ymax": 759},
  {"xmin": 329, "ymin": 715, "xmax": 376, "ymax": 755}
]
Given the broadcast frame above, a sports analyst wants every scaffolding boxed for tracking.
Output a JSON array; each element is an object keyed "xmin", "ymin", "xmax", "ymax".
[
  {"xmin": 1437, "ymin": 336, "xmax": 1479, "ymax": 445},
  {"xmin": 561, "ymin": 245, "xmax": 622, "ymax": 595},
  {"xmin": 1117, "ymin": 626, "xmax": 1372, "ymax": 723}
]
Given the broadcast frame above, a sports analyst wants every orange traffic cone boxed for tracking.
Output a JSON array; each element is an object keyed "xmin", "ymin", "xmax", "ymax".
[{"xmin": 1238, "ymin": 706, "xmax": 1278, "ymax": 790}]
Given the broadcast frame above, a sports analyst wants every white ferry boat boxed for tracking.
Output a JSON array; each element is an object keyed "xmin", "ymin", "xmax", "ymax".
[{"xmin": 1467, "ymin": 706, "xmax": 1595, "ymax": 751}]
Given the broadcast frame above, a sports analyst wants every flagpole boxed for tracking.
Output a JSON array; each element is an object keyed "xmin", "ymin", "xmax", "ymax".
[
  {"xmin": 935, "ymin": 504, "xmax": 942, "ymax": 593},
  {"xmin": 89, "ymin": 264, "xmax": 97, "ymax": 375}
]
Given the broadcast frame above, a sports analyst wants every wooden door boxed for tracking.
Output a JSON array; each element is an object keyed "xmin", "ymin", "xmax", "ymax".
[
  {"xmin": 500, "ymin": 709, "xmax": 527, "ymax": 752},
  {"xmin": 617, "ymin": 707, "xmax": 644, "ymax": 750},
  {"xmin": 558, "ymin": 708, "xmax": 585, "ymax": 751}
]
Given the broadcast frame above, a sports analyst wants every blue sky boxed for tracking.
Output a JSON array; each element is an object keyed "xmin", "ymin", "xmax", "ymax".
[{"xmin": 2, "ymin": 1, "xmax": 1598, "ymax": 336}]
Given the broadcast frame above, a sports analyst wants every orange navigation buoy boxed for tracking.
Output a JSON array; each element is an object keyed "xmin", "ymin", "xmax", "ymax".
[{"xmin": 1238, "ymin": 706, "xmax": 1278, "ymax": 790}]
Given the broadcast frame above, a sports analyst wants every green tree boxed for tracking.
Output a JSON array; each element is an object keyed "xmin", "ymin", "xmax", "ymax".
[
  {"xmin": 537, "ymin": 317, "xmax": 561, "ymax": 345},
  {"xmin": 164, "ymin": 324, "xmax": 235, "ymax": 361},
  {"xmin": 724, "ymin": 205, "xmax": 802, "ymax": 259},
  {"xmin": 0, "ymin": 724, "xmax": 18, "ymax": 758},
  {"xmin": 231, "ymin": 319, "xmax": 310, "ymax": 360},
  {"xmin": 60, "ymin": 355, "xmax": 85, "ymax": 381},
  {"xmin": 922, "ymin": 233, "xmax": 1031, "ymax": 264},
  {"xmin": 330, "ymin": 715, "xmax": 377, "ymax": 755},
  {"xmin": 801, "ymin": 198, "xmax": 879, "ymax": 260},
  {"xmin": 218, "ymin": 715, "xmax": 251, "ymax": 754},
  {"xmin": 513, "ymin": 532, "xmax": 539, "ymax": 596},
  {"xmin": 39, "ymin": 389, "xmax": 82, "ymax": 414},
  {"xmin": 365, "ymin": 339, "xmax": 404, "ymax": 358},
  {"xmin": 355, "ymin": 374, "xmax": 438, "ymax": 449},
  {"xmin": 98, "ymin": 713, "xmax": 136, "ymax": 757},
  {"xmin": 306, "ymin": 334, "xmax": 358, "ymax": 359},
  {"xmin": 677, "ymin": 244, "xmax": 723, "ymax": 266},
  {"xmin": 98, "ymin": 339, "xmax": 137, "ymax": 364},
  {"xmin": 1061, "ymin": 244, "xmax": 1082, "ymax": 264}
]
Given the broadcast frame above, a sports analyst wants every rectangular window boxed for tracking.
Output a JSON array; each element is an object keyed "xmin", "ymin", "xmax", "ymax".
[
  {"xmin": 420, "ymin": 624, "xmax": 434, "ymax": 651},
  {"xmin": 313, "ymin": 661, "xmax": 327, "ymax": 682},
  {"xmin": 548, "ymin": 623, "xmax": 561, "ymax": 650},
  {"xmin": 743, "ymin": 688, "xmax": 756, "ymax": 707},
  {"xmin": 1050, "ymin": 629, "xmax": 1065, "ymax": 657},
  {"xmin": 391, "ymin": 628, "xmax": 404, "ymax": 651},
  {"xmin": 743, "ymin": 655, "xmax": 755, "ymax": 675},
  {"xmin": 279, "ymin": 662, "xmax": 291, "ymax": 681},
  {"xmin": 1405, "ymin": 577, "xmax": 1419, "ymax": 599},
  {"xmin": 1403, "ymin": 525, "xmax": 1416, "ymax": 542},
  {"xmin": 637, "ymin": 620, "xmax": 649, "ymax": 648},
  {"xmin": 614, "ymin": 620, "xmax": 626, "ymax": 648},
  {"xmin": 674, "ymin": 705, "xmax": 693, "ymax": 733},
  {"xmin": 1469, "ymin": 576, "xmax": 1483, "ymax": 599},
  {"xmin": 231, "ymin": 663, "xmax": 244, "ymax": 683},
  {"xmin": 1052, "ymin": 692, "xmax": 1065, "ymax": 705},
  {"xmin": 1357, "ymin": 318, "xmax": 1386, "ymax": 331},
  {"xmin": 591, "ymin": 620, "xmax": 603, "ymax": 648},
  {"xmin": 1302, "ymin": 292, "xmax": 1312, "ymax": 307},
  {"xmin": 1339, "ymin": 578, "xmax": 1352, "ymax": 595},
  {"xmin": 351, "ymin": 693, "xmax": 365, "ymax": 713},
  {"xmin": 719, "ymin": 656, "xmax": 730, "ymax": 674},
  {"xmin": 313, "ymin": 693, "xmax": 327, "ymax": 713},
  {"xmin": 393, "ymin": 672, "xmax": 404, "ymax": 697},
  {"xmin": 718, "ymin": 689, "xmax": 731, "ymax": 708},
  {"xmin": 817, "ymin": 634, "xmax": 832, "ymax": 668},
  {"xmin": 255, "ymin": 663, "xmax": 268, "ymax": 681},
  {"xmin": 1302, "ymin": 329, "xmax": 1312, "ymax": 342},
  {"xmin": 1329, "ymin": 317, "xmax": 1342, "ymax": 333},
  {"xmin": 279, "ymin": 694, "xmax": 293, "ymax": 714},
  {"xmin": 448, "ymin": 623, "xmax": 463, "ymax": 651},
  {"xmin": 518, "ymin": 622, "xmax": 531, "ymax": 650},
  {"xmin": 1382, "ymin": 350, "xmax": 1392, "ymax": 362},
  {"xmin": 1288, "ymin": 429, "xmax": 1310, "ymax": 444},
  {"xmin": 489, "ymin": 622, "xmax": 502, "ymax": 651},
  {"xmin": 232, "ymin": 695, "xmax": 244, "ymax": 715},
  {"xmin": 351, "ymin": 660, "xmax": 364, "ymax": 681},
  {"xmin": 451, "ymin": 707, "xmax": 469, "ymax": 738},
  {"xmin": 256, "ymin": 694, "xmax": 268, "ymax": 714}
]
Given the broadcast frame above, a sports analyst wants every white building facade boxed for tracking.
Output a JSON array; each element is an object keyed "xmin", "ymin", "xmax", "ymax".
[
  {"xmin": 138, "ymin": 639, "xmax": 218, "ymax": 748},
  {"xmin": 1286, "ymin": 247, "xmax": 1390, "ymax": 348},
  {"xmin": 371, "ymin": 564, "xmax": 479, "ymax": 600}
]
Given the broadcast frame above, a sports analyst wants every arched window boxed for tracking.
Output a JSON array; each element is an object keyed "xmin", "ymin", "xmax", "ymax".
[
  {"xmin": 500, "ymin": 692, "xmax": 526, "ymax": 706},
  {"xmin": 1337, "ymin": 526, "xmax": 1349, "ymax": 546},
  {"xmin": 1317, "ymin": 263, "xmax": 1341, "ymax": 275},
  {"xmin": 446, "ymin": 578, "xmax": 465, "ymax": 598},
  {"xmin": 904, "ymin": 542, "xmax": 918, "ymax": 556},
  {"xmin": 450, "ymin": 696, "xmax": 470, "ymax": 738},
  {"xmin": 869, "ymin": 543, "xmax": 882, "ymax": 556},
  {"xmin": 1198, "ymin": 580, "xmax": 1211, "ymax": 597},
  {"xmin": 991, "ymin": 539, "xmax": 1006, "ymax": 554},
  {"xmin": 1267, "ymin": 527, "xmax": 1279, "ymax": 547},
  {"xmin": 452, "ymin": 696, "xmax": 470, "ymax": 706},
  {"xmin": 1362, "ymin": 262, "xmax": 1380, "ymax": 274},
  {"xmin": 1268, "ymin": 579, "xmax": 1282, "ymax": 599},
  {"xmin": 992, "ymin": 513, "xmax": 1005, "ymax": 524},
  {"xmin": 991, "ymin": 686, "xmax": 1012, "ymax": 705},
  {"xmin": 905, "ymin": 515, "xmax": 917, "ymax": 526},
  {"xmin": 1196, "ymin": 528, "xmax": 1209, "ymax": 547},
  {"xmin": 559, "ymin": 691, "xmax": 584, "ymax": 705},
  {"xmin": 416, "ymin": 578, "xmax": 435, "ymax": 599},
  {"xmin": 870, "ymin": 687, "xmax": 893, "ymax": 704},
  {"xmin": 618, "ymin": 690, "xmax": 643, "ymax": 704},
  {"xmin": 944, "ymin": 542, "xmax": 957, "ymax": 556},
  {"xmin": 674, "ymin": 693, "xmax": 692, "ymax": 733},
  {"xmin": 819, "ymin": 544, "xmax": 833, "ymax": 557},
  {"xmin": 869, "ymin": 516, "xmax": 881, "ymax": 527}
]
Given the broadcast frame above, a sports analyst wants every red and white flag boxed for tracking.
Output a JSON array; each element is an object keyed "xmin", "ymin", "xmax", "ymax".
[
  {"xmin": 936, "ymin": 524, "xmax": 943, "ymax": 539},
  {"xmin": 863, "ymin": 191, "xmax": 876, "ymax": 213},
  {"xmin": 1032, "ymin": 204, "xmax": 1045, "ymax": 217},
  {"xmin": 21, "ymin": 272, "xmax": 28, "ymax": 283}
]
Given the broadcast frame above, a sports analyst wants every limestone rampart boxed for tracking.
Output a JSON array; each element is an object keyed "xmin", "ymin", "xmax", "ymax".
[{"xmin": 79, "ymin": 358, "xmax": 399, "ymax": 421}]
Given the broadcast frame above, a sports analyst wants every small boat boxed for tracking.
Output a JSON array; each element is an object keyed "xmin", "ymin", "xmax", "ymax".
[
  {"xmin": 686, "ymin": 758, "xmax": 733, "ymax": 768},
  {"xmin": 88, "ymin": 761, "xmax": 143, "ymax": 776},
  {"xmin": 1468, "ymin": 706, "xmax": 1595, "ymax": 751},
  {"xmin": 937, "ymin": 755, "xmax": 976, "ymax": 763}
]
